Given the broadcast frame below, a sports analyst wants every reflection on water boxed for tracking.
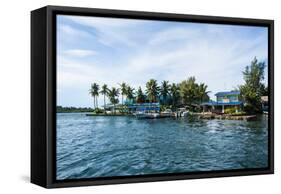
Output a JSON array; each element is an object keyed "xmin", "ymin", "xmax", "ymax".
[{"xmin": 56, "ymin": 113, "xmax": 268, "ymax": 180}]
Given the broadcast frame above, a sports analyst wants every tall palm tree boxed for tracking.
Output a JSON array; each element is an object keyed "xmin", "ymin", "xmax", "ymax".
[
  {"xmin": 108, "ymin": 87, "xmax": 119, "ymax": 113},
  {"xmin": 89, "ymin": 83, "xmax": 99, "ymax": 109},
  {"xmin": 170, "ymin": 83, "xmax": 180, "ymax": 108},
  {"xmin": 160, "ymin": 80, "xmax": 170, "ymax": 105},
  {"xmin": 136, "ymin": 87, "xmax": 146, "ymax": 103},
  {"xmin": 198, "ymin": 83, "xmax": 210, "ymax": 104},
  {"xmin": 119, "ymin": 82, "xmax": 127, "ymax": 105},
  {"xmin": 146, "ymin": 79, "xmax": 160, "ymax": 103},
  {"xmin": 100, "ymin": 84, "xmax": 109, "ymax": 110},
  {"xmin": 126, "ymin": 85, "xmax": 135, "ymax": 102}
]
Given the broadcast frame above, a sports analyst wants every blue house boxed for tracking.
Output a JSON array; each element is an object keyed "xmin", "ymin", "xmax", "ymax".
[
  {"xmin": 201, "ymin": 91, "xmax": 242, "ymax": 113},
  {"xmin": 127, "ymin": 103, "xmax": 160, "ymax": 113}
]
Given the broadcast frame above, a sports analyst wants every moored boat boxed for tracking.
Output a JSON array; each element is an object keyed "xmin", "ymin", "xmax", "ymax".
[{"xmin": 134, "ymin": 111, "xmax": 162, "ymax": 119}]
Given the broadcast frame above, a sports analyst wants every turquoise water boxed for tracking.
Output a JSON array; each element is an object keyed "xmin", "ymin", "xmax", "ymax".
[{"xmin": 56, "ymin": 113, "xmax": 268, "ymax": 180}]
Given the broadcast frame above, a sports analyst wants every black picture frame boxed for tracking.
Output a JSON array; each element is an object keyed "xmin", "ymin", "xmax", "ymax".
[{"xmin": 31, "ymin": 5, "xmax": 274, "ymax": 188}]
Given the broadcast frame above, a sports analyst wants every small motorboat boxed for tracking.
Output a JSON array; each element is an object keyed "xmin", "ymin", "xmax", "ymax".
[
  {"xmin": 133, "ymin": 111, "xmax": 146, "ymax": 118},
  {"xmin": 161, "ymin": 109, "xmax": 173, "ymax": 117},
  {"xmin": 134, "ymin": 111, "xmax": 160, "ymax": 119},
  {"xmin": 181, "ymin": 111, "xmax": 189, "ymax": 117}
]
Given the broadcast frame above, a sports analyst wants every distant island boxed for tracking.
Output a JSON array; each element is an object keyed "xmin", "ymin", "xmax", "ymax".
[{"xmin": 57, "ymin": 106, "xmax": 94, "ymax": 113}]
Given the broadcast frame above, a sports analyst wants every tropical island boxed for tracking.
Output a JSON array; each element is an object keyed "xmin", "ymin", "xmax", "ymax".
[{"xmin": 86, "ymin": 57, "xmax": 268, "ymax": 120}]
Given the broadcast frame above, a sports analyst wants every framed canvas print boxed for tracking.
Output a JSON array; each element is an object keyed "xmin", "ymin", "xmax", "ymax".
[{"xmin": 31, "ymin": 5, "xmax": 274, "ymax": 188}]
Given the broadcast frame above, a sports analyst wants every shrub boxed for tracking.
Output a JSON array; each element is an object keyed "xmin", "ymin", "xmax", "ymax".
[
  {"xmin": 119, "ymin": 106, "xmax": 128, "ymax": 114},
  {"xmin": 93, "ymin": 108, "xmax": 103, "ymax": 114},
  {"xmin": 231, "ymin": 111, "xmax": 247, "ymax": 116},
  {"xmin": 224, "ymin": 107, "xmax": 236, "ymax": 114},
  {"xmin": 160, "ymin": 105, "xmax": 171, "ymax": 112}
]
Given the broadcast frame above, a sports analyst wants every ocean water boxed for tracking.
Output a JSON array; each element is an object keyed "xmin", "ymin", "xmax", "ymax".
[{"xmin": 56, "ymin": 113, "xmax": 268, "ymax": 180}]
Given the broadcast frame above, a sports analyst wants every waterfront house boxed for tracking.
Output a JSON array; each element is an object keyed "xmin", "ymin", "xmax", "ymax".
[
  {"xmin": 201, "ymin": 91, "xmax": 242, "ymax": 113},
  {"xmin": 127, "ymin": 103, "xmax": 160, "ymax": 113}
]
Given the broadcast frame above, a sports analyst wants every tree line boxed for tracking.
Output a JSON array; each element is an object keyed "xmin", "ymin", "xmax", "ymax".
[
  {"xmin": 90, "ymin": 57, "xmax": 268, "ymax": 114},
  {"xmin": 57, "ymin": 106, "xmax": 93, "ymax": 113},
  {"xmin": 89, "ymin": 77, "xmax": 210, "ymax": 111}
]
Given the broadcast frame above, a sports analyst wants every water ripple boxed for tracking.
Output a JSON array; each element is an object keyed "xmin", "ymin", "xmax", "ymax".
[{"xmin": 56, "ymin": 113, "xmax": 268, "ymax": 179}]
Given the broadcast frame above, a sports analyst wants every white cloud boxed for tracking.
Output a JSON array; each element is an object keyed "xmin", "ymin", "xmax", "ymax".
[
  {"xmin": 58, "ymin": 24, "xmax": 92, "ymax": 38},
  {"xmin": 57, "ymin": 15, "xmax": 268, "ymax": 107},
  {"xmin": 63, "ymin": 49, "xmax": 98, "ymax": 57},
  {"xmin": 121, "ymin": 25, "xmax": 267, "ymax": 98},
  {"xmin": 64, "ymin": 15, "xmax": 150, "ymax": 48}
]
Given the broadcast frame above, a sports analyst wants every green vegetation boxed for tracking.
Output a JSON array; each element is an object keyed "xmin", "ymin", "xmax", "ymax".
[
  {"xmin": 136, "ymin": 87, "xmax": 146, "ymax": 103},
  {"xmin": 160, "ymin": 105, "xmax": 172, "ymax": 112},
  {"xmin": 179, "ymin": 77, "xmax": 210, "ymax": 107},
  {"xmin": 87, "ymin": 57, "xmax": 267, "ymax": 115},
  {"xmin": 126, "ymin": 86, "xmax": 135, "ymax": 102},
  {"xmin": 170, "ymin": 83, "xmax": 180, "ymax": 109},
  {"xmin": 108, "ymin": 87, "xmax": 120, "ymax": 113},
  {"xmin": 160, "ymin": 80, "xmax": 170, "ymax": 105},
  {"xmin": 224, "ymin": 107, "xmax": 237, "ymax": 114},
  {"xmin": 119, "ymin": 82, "xmax": 127, "ymax": 105},
  {"xmin": 146, "ymin": 79, "xmax": 160, "ymax": 103},
  {"xmin": 230, "ymin": 111, "xmax": 247, "ymax": 116},
  {"xmin": 100, "ymin": 84, "xmax": 109, "ymax": 110},
  {"xmin": 89, "ymin": 83, "xmax": 100, "ymax": 109},
  {"xmin": 92, "ymin": 108, "xmax": 104, "ymax": 114},
  {"xmin": 89, "ymin": 77, "xmax": 210, "ymax": 113},
  {"xmin": 57, "ymin": 106, "xmax": 93, "ymax": 113},
  {"xmin": 239, "ymin": 57, "xmax": 267, "ymax": 114}
]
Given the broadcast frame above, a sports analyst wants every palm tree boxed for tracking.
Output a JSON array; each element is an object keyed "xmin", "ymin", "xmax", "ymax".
[
  {"xmin": 170, "ymin": 83, "xmax": 180, "ymax": 108},
  {"xmin": 198, "ymin": 83, "xmax": 210, "ymax": 104},
  {"xmin": 89, "ymin": 83, "xmax": 99, "ymax": 109},
  {"xmin": 160, "ymin": 80, "xmax": 170, "ymax": 105},
  {"xmin": 146, "ymin": 79, "xmax": 160, "ymax": 103},
  {"xmin": 100, "ymin": 84, "xmax": 109, "ymax": 110},
  {"xmin": 119, "ymin": 82, "xmax": 127, "ymax": 105},
  {"xmin": 136, "ymin": 87, "xmax": 146, "ymax": 103},
  {"xmin": 126, "ymin": 85, "xmax": 135, "ymax": 102},
  {"xmin": 108, "ymin": 87, "xmax": 119, "ymax": 113},
  {"xmin": 179, "ymin": 77, "xmax": 198, "ymax": 106}
]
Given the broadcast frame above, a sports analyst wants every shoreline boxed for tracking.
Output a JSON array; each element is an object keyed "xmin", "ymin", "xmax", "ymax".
[
  {"xmin": 83, "ymin": 112, "xmax": 263, "ymax": 121},
  {"xmin": 197, "ymin": 114, "xmax": 258, "ymax": 121},
  {"xmin": 85, "ymin": 113, "xmax": 133, "ymax": 116}
]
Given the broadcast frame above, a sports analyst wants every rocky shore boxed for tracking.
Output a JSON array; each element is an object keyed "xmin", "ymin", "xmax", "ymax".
[{"xmin": 197, "ymin": 113, "xmax": 257, "ymax": 121}]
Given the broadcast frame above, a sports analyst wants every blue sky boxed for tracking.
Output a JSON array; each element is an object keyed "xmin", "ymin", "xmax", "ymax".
[{"xmin": 57, "ymin": 15, "xmax": 268, "ymax": 108}]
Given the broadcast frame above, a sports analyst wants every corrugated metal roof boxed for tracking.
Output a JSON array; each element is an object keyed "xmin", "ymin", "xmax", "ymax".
[
  {"xmin": 201, "ymin": 101, "xmax": 242, "ymax": 106},
  {"xmin": 127, "ymin": 103, "xmax": 160, "ymax": 109},
  {"xmin": 215, "ymin": 91, "xmax": 240, "ymax": 96}
]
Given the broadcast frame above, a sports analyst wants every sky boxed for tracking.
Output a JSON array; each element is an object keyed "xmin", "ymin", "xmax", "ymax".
[{"xmin": 57, "ymin": 15, "xmax": 268, "ymax": 108}]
